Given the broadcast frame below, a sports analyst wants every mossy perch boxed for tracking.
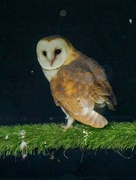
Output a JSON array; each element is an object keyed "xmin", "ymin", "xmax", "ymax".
[{"xmin": 0, "ymin": 122, "xmax": 136, "ymax": 157}]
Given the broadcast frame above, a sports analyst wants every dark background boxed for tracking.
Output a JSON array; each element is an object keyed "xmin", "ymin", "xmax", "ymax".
[{"xmin": 0, "ymin": 0, "xmax": 136, "ymax": 179}]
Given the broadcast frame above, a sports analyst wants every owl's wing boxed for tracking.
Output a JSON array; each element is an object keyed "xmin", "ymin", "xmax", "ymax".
[
  {"xmin": 87, "ymin": 58, "xmax": 117, "ymax": 107},
  {"xmin": 50, "ymin": 59, "xmax": 116, "ymax": 128}
]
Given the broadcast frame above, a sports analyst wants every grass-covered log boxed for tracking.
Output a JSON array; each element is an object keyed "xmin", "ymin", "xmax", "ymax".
[{"xmin": 0, "ymin": 122, "xmax": 136, "ymax": 157}]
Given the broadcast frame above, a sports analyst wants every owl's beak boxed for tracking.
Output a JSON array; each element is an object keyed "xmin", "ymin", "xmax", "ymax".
[{"xmin": 50, "ymin": 57, "xmax": 56, "ymax": 66}]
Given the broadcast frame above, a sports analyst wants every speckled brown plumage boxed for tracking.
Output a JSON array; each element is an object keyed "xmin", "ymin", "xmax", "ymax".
[{"xmin": 50, "ymin": 56, "xmax": 117, "ymax": 128}]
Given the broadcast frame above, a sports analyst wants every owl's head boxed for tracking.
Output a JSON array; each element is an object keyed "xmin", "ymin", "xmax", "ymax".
[{"xmin": 36, "ymin": 35, "xmax": 74, "ymax": 70}]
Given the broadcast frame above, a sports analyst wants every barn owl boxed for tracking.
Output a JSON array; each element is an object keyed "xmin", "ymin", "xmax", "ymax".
[{"xmin": 36, "ymin": 35, "xmax": 117, "ymax": 128}]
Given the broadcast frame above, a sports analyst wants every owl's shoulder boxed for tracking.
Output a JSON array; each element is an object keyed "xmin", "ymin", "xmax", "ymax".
[{"xmin": 56, "ymin": 54, "xmax": 100, "ymax": 77}]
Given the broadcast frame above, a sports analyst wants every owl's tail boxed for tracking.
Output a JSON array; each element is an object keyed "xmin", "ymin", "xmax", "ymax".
[{"xmin": 75, "ymin": 110, "xmax": 108, "ymax": 128}]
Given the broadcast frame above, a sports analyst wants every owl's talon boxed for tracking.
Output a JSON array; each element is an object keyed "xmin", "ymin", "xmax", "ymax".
[{"xmin": 61, "ymin": 125, "xmax": 73, "ymax": 131}]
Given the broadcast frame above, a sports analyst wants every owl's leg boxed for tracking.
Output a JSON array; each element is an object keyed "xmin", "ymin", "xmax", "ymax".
[
  {"xmin": 65, "ymin": 115, "xmax": 75, "ymax": 128},
  {"xmin": 61, "ymin": 108, "xmax": 75, "ymax": 129}
]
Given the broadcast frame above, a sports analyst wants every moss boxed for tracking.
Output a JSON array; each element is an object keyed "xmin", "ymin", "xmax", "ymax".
[{"xmin": 0, "ymin": 122, "xmax": 136, "ymax": 157}]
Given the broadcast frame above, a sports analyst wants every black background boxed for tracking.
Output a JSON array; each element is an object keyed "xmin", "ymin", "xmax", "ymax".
[{"xmin": 0, "ymin": 0, "xmax": 136, "ymax": 179}]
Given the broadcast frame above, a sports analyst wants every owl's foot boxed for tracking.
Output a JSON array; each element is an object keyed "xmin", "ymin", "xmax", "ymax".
[
  {"xmin": 61, "ymin": 115, "xmax": 75, "ymax": 130},
  {"xmin": 61, "ymin": 124, "xmax": 73, "ymax": 130}
]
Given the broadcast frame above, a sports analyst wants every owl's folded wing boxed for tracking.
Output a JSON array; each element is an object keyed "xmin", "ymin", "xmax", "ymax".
[
  {"xmin": 50, "ymin": 71, "xmax": 111, "ymax": 128},
  {"xmin": 86, "ymin": 58, "xmax": 117, "ymax": 107}
]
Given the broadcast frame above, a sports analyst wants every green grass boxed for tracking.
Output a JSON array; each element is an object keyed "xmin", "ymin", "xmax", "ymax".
[{"xmin": 0, "ymin": 122, "xmax": 136, "ymax": 157}]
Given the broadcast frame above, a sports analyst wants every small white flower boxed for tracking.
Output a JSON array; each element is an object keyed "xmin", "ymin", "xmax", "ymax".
[
  {"xmin": 19, "ymin": 130, "xmax": 26, "ymax": 139},
  {"xmin": 83, "ymin": 129, "xmax": 88, "ymax": 136},
  {"xmin": 44, "ymin": 141, "xmax": 47, "ymax": 145},
  {"xmin": 83, "ymin": 129, "xmax": 88, "ymax": 145},
  {"xmin": 20, "ymin": 140, "xmax": 27, "ymax": 150},
  {"xmin": 22, "ymin": 154, "xmax": 27, "ymax": 159},
  {"xmin": 5, "ymin": 135, "xmax": 8, "ymax": 140}
]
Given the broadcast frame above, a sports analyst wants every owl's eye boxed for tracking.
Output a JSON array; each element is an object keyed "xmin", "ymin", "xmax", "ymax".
[
  {"xmin": 55, "ymin": 49, "xmax": 61, "ymax": 55},
  {"xmin": 42, "ymin": 51, "xmax": 47, "ymax": 56}
]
